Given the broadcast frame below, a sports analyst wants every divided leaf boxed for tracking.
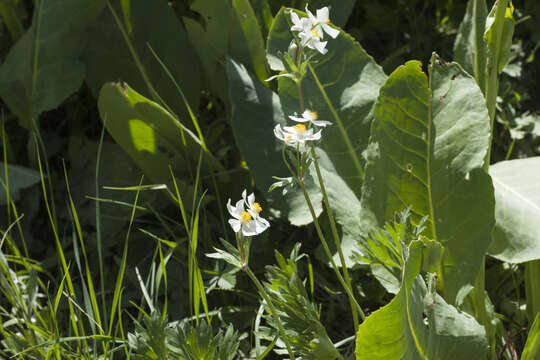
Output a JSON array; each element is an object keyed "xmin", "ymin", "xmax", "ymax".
[{"xmin": 360, "ymin": 56, "xmax": 495, "ymax": 304}]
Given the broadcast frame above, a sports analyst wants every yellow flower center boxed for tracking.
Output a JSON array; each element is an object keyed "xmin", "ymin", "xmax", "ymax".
[
  {"xmin": 311, "ymin": 29, "xmax": 320, "ymax": 38},
  {"xmin": 294, "ymin": 124, "xmax": 307, "ymax": 134},
  {"xmin": 240, "ymin": 211, "xmax": 252, "ymax": 223},
  {"xmin": 306, "ymin": 110, "xmax": 318, "ymax": 120},
  {"xmin": 325, "ymin": 19, "xmax": 330, "ymax": 24},
  {"xmin": 251, "ymin": 202, "xmax": 262, "ymax": 213}
]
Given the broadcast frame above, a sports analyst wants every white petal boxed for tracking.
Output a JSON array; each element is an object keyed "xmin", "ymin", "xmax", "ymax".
[
  {"xmin": 302, "ymin": 110, "xmax": 315, "ymax": 121},
  {"xmin": 247, "ymin": 193, "xmax": 255, "ymax": 206},
  {"xmin": 290, "ymin": 11, "xmax": 301, "ymax": 26},
  {"xmin": 322, "ymin": 24, "xmax": 339, "ymax": 39},
  {"xmin": 289, "ymin": 115, "xmax": 309, "ymax": 123},
  {"xmin": 305, "ymin": 5, "xmax": 316, "ymax": 23},
  {"xmin": 312, "ymin": 120, "xmax": 332, "ymax": 127},
  {"xmin": 241, "ymin": 189, "xmax": 247, "ymax": 202},
  {"xmin": 255, "ymin": 217, "xmax": 270, "ymax": 233},
  {"xmin": 316, "ymin": 7, "xmax": 329, "ymax": 23},
  {"xmin": 312, "ymin": 129, "xmax": 322, "ymax": 140},
  {"xmin": 313, "ymin": 40, "xmax": 328, "ymax": 54},
  {"xmin": 226, "ymin": 199, "xmax": 236, "ymax": 217},
  {"xmin": 233, "ymin": 199, "xmax": 245, "ymax": 217},
  {"xmin": 242, "ymin": 221, "xmax": 258, "ymax": 236},
  {"xmin": 274, "ymin": 124, "xmax": 285, "ymax": 140},
  {"xmin": 229, "ymin": 219, "xmax": 241, "ymax": 233}
]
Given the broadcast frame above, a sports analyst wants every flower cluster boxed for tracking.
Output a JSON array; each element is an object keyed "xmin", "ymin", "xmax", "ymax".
[
  {"xmin": 228, "ymin": 6, "xmax": 338, "ymax": 238},
  {"xmin": 290, "ymin": 6, "xmax": 339, "ymax": 55},
  {"xmin": 274, "ymin": 109, "xmax": 331, "ymax": 150},
  {"xmin": 227, "ymin": 190, "xmax": 270, "ymax": 236}
]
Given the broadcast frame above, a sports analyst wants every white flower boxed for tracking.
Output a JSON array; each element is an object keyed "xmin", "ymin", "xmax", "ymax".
[
  {"xmin": 227, "ymin": 192, "xmax": 269, "ymax": 236},
  {"xmin": 289, "ymin": 109, "xmax": 332, "ymax": 127},
  {"xmin": 305, "ymin": 6, "xmax": 340, "ymax": 39},
  {"xmin": 290, "ymin": 9, "xmax": 328, "ymax": 55},
  {"xmin": 274, "ymin": 123, "xmax": 322, "ymax": 148}
]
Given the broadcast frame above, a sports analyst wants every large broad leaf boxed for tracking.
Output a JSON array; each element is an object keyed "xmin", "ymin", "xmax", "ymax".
[
  {"xmin": 0, "ymin": 0, "xmax": 105, "ymax": 129},
  {"xmin": 0, "ymin": 163, "xmax": 41, "ymax": 204},
  {"xmin": 360, "ymin": 56, "xmax": 494, "ymax": 304},
  {"xmin": 226, "ymin": 58, "xmax": 322, "ymax": 226},
  {"xmin": 97, "ymin": 82, "xmax": 215, "ymax": 187},
  {"xmin": 84, "ymin": 0, "xmax": 200, "ymax": 123},
  {"xmin": 487, "ymin": 157, "xmax": 540, "ymax": 263},
  {"xmin": 355, "ymin": 240, "xmax": 488, "ymax": 360},
  {"xmin": 266, "ymin": 8, "xmax": 387, "ymax": 234}
]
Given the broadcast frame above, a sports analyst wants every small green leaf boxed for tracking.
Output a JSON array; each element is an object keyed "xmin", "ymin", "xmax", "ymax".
[
  {"xmin": 453, "ymin": 0, "xmax": 488, "ymax": 92},
  {"xmin": 484, "ymin": 0, "xmax": 515, "ymax": 74},
  {"xmin": 522, "ymin": 314, "xmax": 540, "ymax": 360}
]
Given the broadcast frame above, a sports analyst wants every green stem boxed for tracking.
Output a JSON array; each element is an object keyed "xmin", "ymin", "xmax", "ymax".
[
  {"xmin": 526, "ymin": 260, "xmax": 540, "ymax": 323},
  {"xmin": 244, "ymin": 266, "xmax": 296, "ymax": 360},
  {"xmin": 309, "ymin": 144, "xmax": 359, "ymax": 332},
  {"xmin": 308, "ymin": 64, "xmax": 365, "ymax": 180},
  {"xmin": 0, "ymin": 2, "xmax": 24, "ymax": 41},
  {"xmin": 296, "ymin": 179, "xmax": 366, "ymax": 321}
]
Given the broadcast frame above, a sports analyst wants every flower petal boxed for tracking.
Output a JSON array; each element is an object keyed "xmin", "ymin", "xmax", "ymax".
[
  {"xmin": 229, "ymin": 219, "xmax": 241, "ymax": 233},
  {"xmin": 322, "ymin": 24, "xmax": 339, "ymax": 39},
  {"xmin": 316, "ymin": 7, "xmax": 329, "ymax": 23},
  {"xmin": 313, "ymin": 40, "xmax": 328, "ymax": 54},
  {"xmin": 312, "ymin": 120, "xmax": 333, "ymax": 127},
  {"xmin": 241, "ymin": 220, "xmax": 258, "ymax": 236},
  {"xmin": 289, "ymin": 115, "xmax": 309, "ymax": 123}
]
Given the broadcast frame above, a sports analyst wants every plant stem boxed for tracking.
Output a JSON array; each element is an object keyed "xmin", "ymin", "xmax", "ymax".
[
  {"xmin": 310, "ymin": 144, "xmax": 360, "ymax": 332},
  {"xmin": 525, "ymin": 260, "xmax": 540, "ymax": 323},
  {"xmin": 244, "ymin": 266, "xmax": 296, "ymax": 360}
]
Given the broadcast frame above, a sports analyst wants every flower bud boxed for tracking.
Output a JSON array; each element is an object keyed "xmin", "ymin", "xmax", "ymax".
[{"xmin": 287, "ymin": 40, "xmax": 298, "ymax": 60}]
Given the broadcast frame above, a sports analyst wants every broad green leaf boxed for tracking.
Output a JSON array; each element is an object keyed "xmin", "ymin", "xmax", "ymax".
[
  {"xmin": 0, "ymin": 0, "xmax": 105, "ymax": 129},
  {"xmin": 97, "ymin": 82, "xmax": 214, "ymax": 187},
  {"xmin": 355, "ymin": 240, "xmax": 487, "ymax": 360},
  {"xmin": 522, "ymin": 314, "xmax": 540, "ymax": 360},
  {"xmin": 484, "ymin": 0, "xmax": 515, "ymax": 74},
  {"xmin": 231, "ymin": 0, "xmax": 269, "ymax": 84},
  {"xmin": 453, "ymin": 0, "xmax": 488, "ymax": 92},
  {"xmin": 84, "ymin": 0, "xmax": 200, "ymax": 123},
  {"xmin": 0, "ymin": 162, "xmax": 41, "ymax": 204},
  {"xmin": 226, "ymin": 58, "xmax": 322, "ymax": 226},
  {"xmin": 183, "ymin": 0, "xmax": 231, "ymax": 100},
  {"xmin": 267, "ymin": 7, "xmax": 387, "ymax": 235},
  {"xmin": 360, "ymin": 56, "xmax": 495, "ymax": 304},
  {"xmin": 487, "ymin": 157, "xmax": 540, "ymax": 263}
]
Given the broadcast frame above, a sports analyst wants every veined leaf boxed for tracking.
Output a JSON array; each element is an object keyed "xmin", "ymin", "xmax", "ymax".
[
  {"xmin": 355, "ymin": 240, "xmax": 488, "ymax": 360},
  {"xmin": 226, "ymin": 58, "xmax": 323, "ymax": 226},
  {"xmin": 84, "ymin": 0, "xmax": 200, "ymax": 123},
  {"xmin": 360, "ymin": 55, "xmax": 495, "ymax": 304},
  {"xmin": 488, "ymin": 157, "xmax": 540, "ymax": 263},
  {"xmin": 0, "ymin": 0, "xmax": 105, "ymax": 129},
  {"xmin": 97, "ymin": 82, "xmax": 217, "ymax": 187}
]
